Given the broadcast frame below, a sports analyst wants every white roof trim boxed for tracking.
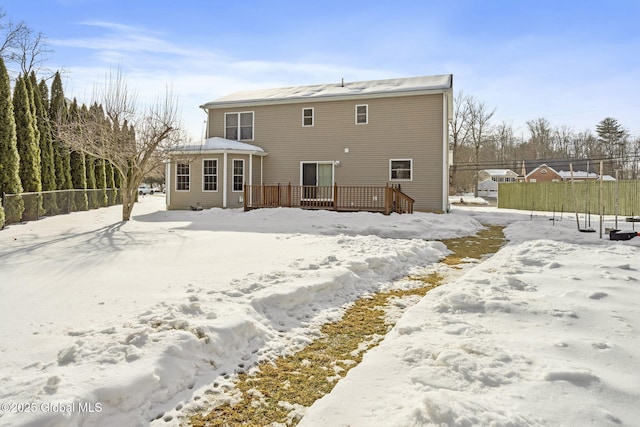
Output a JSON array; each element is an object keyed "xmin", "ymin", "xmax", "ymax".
[{"xmin": 168, "ymin": 137, "xmax": 268, "ymax": 156}]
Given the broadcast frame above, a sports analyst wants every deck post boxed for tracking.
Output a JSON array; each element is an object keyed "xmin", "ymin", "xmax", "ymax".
[
  {"xmin": 276, "ymin": 183, "xmax": 281, "ymax": 206},
  {"xmin": 384, "ymin": 183, "xmax": 390, "ymax": 215},
  {"xmin": 334, "ymin": 183, "xmax": 338, "ymax": 210},
  {"xmin": 287, "ymin": 182, "xmax": 292, "ymax": 207},
  {"xmin": 243, "ymin": 183, "xmax": 248, "ymax": 211}
]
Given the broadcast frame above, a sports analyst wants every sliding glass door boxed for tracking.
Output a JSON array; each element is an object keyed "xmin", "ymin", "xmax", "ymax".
[{"xmin": 301, "ymin": 162, "xmax": 333, "ymax": 200}]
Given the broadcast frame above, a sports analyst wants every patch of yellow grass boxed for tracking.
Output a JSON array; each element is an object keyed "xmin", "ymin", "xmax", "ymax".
[
  {"xmin": 440, "ymin": 225, "xmax": 505, "ymax": 265},
  {"xmin": 189, "ymin": 226, "xmax": 505, "ymax": 426}
]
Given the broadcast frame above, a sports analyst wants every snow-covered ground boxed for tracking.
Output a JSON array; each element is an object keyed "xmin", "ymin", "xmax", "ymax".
[{"xmin": 1, "ymin": 195, "xmax": 639, "ymax": 426}]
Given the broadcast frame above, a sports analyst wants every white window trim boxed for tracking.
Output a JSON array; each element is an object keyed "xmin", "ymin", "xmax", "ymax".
[
  {"xmin": 355, "ymin": 104, "xmax": 368, "ymax": 125},
  {"xmin": 232, "ymin": 159, "xmax": 245, "ymax": 192},
  {"xmin": 202, "ymin": 158, "xmax": 218, "ymax": 192},
  {"xmin": 224, "ymin": 111, "xmax": 255, "ymax": 141},
  {"xmin": 299, "ymin": 161, "xmax": 335, "ymax": 201},
  {"xmin": 175, "ymin": 161, "xmax": 190, "ymax": 192},
  {"xmin": 302, "ymin": 107, "xmax": 314, "ymax": 127},
  {"xmin": 389, "ymin": 159, "xmax": 413, "ymax": 182}
]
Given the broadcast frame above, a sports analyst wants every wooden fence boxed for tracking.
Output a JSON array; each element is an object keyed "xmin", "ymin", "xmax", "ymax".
[
  {"xmin": 244, "ymin": 183, "xmax": 414, "ymax": 214},
  {"xmin": 498, "ymin": 180, "xmax": 640, "ymax": 216}
]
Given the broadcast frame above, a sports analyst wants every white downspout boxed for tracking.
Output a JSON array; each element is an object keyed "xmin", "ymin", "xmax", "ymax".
[
  {"xmin": 223, "ymin": 152, "xmax": 228, "ymax": 208},
  {"xmin": 249, "ymin": 154, "xmax": 253, "ymax": 206},
  {"xmin": 442, "ymin": 92, "xmax": 450, "ymax": 212},
  {"xmin": 166, "ymin": 160, "xmax": 171, "ymax": 208}
]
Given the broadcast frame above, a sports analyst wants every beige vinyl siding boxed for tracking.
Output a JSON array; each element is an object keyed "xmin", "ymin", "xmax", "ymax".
[
  {"xmin": 225, "ymin": 154, "xmax": 249, "ymax": 208},
  {"xmin": 168, "ymin": 157, "xmax": 220, "ymax": 209},
  {"xmin": 207, "ymin": 93, "xmax": 445, "ymax": 211}
]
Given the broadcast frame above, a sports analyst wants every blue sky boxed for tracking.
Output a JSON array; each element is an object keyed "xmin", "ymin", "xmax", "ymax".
[{"xmin": 3, "ymin": 0, "xmax": 639, "ymax": 142}]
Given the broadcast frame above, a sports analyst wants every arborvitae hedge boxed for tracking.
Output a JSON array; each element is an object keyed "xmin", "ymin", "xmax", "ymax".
[
  {"xmin": 50, "ymin": 71, "xmax": 72, "ymax": 191},
  {"xmin": 13, "ymin": 74, "xmax": 41, "ymax": 221},
  {"xmin": 0, "ymin": 58, "xmax": 24, "ymax": 222}
]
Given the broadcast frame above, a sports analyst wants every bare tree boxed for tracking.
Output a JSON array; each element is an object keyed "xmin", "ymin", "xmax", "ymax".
[
  {"xmin": 466, "ymin": 96, "xmax": 495, "ymax": 197},
  {"xmin": 552, "ymin": 125, "xmax": 574, "ymax": 157},
  {"xmin": 56, "ymin": 69, "xmax": 185, "ymax": 221},
  {"xmin": 0, "ymin": 9, "xmax": 51, "ymax": 76},
  {"xmin": 493, "ymin": 121, "xmax": 516, "ymax": 164},
  {"xmin": 0, "ymin": 9, "xmax": 27, "ymax": 58},
  {"xmin": 449, "ymin": 90, "xmax": 471, "ymax": 194},
  {"xmin": 526, "ymin": 117, "xmax": 552, "ymax": 159},
  {"xmin": 13, "ymin": 28, "xmax": 51, "ymax": 75}
]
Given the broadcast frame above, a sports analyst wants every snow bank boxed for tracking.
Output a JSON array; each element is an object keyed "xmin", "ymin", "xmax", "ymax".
[
  {"xmin": 0, "ymin": 197, "xmax": 477, "ymax": 426},
  {"xmin": 3, "ymin": 197, "xmax": 639, "ymax": 427},
  {"xmin": 299, "ymin": 208, "xmax": 640, "ymax": 426}
]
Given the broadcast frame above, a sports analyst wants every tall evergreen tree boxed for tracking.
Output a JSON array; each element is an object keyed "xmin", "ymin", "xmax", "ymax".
[
  {"xmin": 69, "ymin": 100, "xmax": 88, "ymax": 210},
  {"xmin": 85, "ymin": 153, "xmax": 97, "ymax": 208},
  {"xmin": 32, "ymin": 75, "xmax": 59, "ymax": 215},
  {"xmin": 105, "ymin": 160, "xmax": 117, "ymax": 204},
  {"xmin": 13, "ymin": 74, "xmax": 41, "ymax": 220},
  {"xmin": 596, "ymin": 117, "xmax": 628, "ymax": 177},
  {"xmin": 50, "ymin": 71, "xmax": 72, "ymax": 190},
  {"xmin": 95, "ymin": 157, "xmax": 108, "ymax": 207},
  {"xmin": 24, "ymin": 73, "xmax": 40, "ymax": 149},
  {"xmin": 0, "ymin": 57, "xmax": 23, "ymax": 223},
  {"xmin": 35, "ymin": 76, "xmax": 56, "ymax": 191}
]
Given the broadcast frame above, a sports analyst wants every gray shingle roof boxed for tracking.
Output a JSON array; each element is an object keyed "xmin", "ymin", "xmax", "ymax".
[{"xmin": 200, "ymin": 74, "xmax": 452, "ymax": 109}]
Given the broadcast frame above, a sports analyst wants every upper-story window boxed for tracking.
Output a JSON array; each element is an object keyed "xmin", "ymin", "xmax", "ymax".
[
  {"xmin": 225, "ymin": 112, "xmax": 254, "ymax": 140},
  {"xmin": 302, "ymin": 108, "xmax": 314, "ymax": 127},
  {"xmin": 356, "ymin": 104, "xmax": 368, "ymax": 124}
]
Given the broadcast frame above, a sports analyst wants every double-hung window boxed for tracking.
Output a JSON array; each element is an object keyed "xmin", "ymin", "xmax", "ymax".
[
  {"xmin": 356, "ymin": 104, "xmax": 368, "ymax": 124},
  {"xmin": 233, "ymin": 159, "xmax": 244, "ymax": 192},
  {"xmin": 225, "ymin": 112, "xmax": 254, "ymax": 140},
  {"xmin": 203, "ymin": 159, "xmax": 218, "ymax": 191},
  {"xmin": 302, "ymin": 108, "xmax": 314, "ymax": 127},
  {"xmin": 176, "ymin": 162, "xmax": 190, "ymax": 191},
  {"xmin": 390, "ymin": 159, "xmax": 412, "ymax": 181}
]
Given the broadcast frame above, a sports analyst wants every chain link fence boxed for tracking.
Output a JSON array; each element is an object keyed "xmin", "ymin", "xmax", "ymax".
[{"xmin": 2, "ymin": 189, "xmax": 122, "ymax": 226}]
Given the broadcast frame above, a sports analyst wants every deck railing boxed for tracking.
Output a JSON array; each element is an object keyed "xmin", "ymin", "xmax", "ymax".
[{"xmin": 244, "ymin": 183, "xmax": 414, "ymax": 214}]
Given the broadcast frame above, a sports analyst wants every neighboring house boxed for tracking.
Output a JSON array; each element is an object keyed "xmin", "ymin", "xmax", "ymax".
[
  {"xmin": 524, "ymin": 164, "xmax": 562, "ymax": 182},
  {"xmin": 166, "ymin": 75, "xmax": 454, "ymax": 212},
  {"xmin": 477, "ymin": 179, "xmax": 498, "ymax": 198},
  {"xmin": 522, "ymin": 162, "xmax": 610, "ymax": 183},
  {"xmin": 557, "ymin": 170, "xmax": 600, "ymax": 181},
  {"xmin": 478, "ymin": 169, "xmax": 519, "ymax": 183},
  {"xmin": 478, "ymin": 169, "xmax": 518, "ymax": 196},
  {"xmin": 520, "ymin": 159, "xmax": 610, "ymax": 182}
]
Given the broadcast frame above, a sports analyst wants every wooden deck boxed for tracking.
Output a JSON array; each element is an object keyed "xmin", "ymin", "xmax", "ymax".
[{"xmin": 244, "ymin": 184, "xmax": 414, "ymax": 214}]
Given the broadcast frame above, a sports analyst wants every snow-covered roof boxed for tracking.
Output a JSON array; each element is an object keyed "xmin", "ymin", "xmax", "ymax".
[
  {"xmin": 200, "ymin": 74, "xmax": 452, "ymax": 109},
  {"xmin": 169, "ymin": 137, "xmax": 267, "ymax": 155},
  {"xmin": 478, "ymin": 178, "xmax": 498, "ymax": 188},
  {"xmin": 557, "ymin": 170, "xmax": 599, "ymax": 179},
  {"xmin": 483, "ymin": 169, "xmax": 517, "ymax": 177}
]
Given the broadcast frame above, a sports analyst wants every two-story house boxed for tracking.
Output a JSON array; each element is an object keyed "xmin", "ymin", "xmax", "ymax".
[
  {"xmin": 477, "ymin": 169, "xmax": 519, "ymax": 198},
  {"xmin": 166, "ymin": 74, "xmax": 453, "ymax": 212}
]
